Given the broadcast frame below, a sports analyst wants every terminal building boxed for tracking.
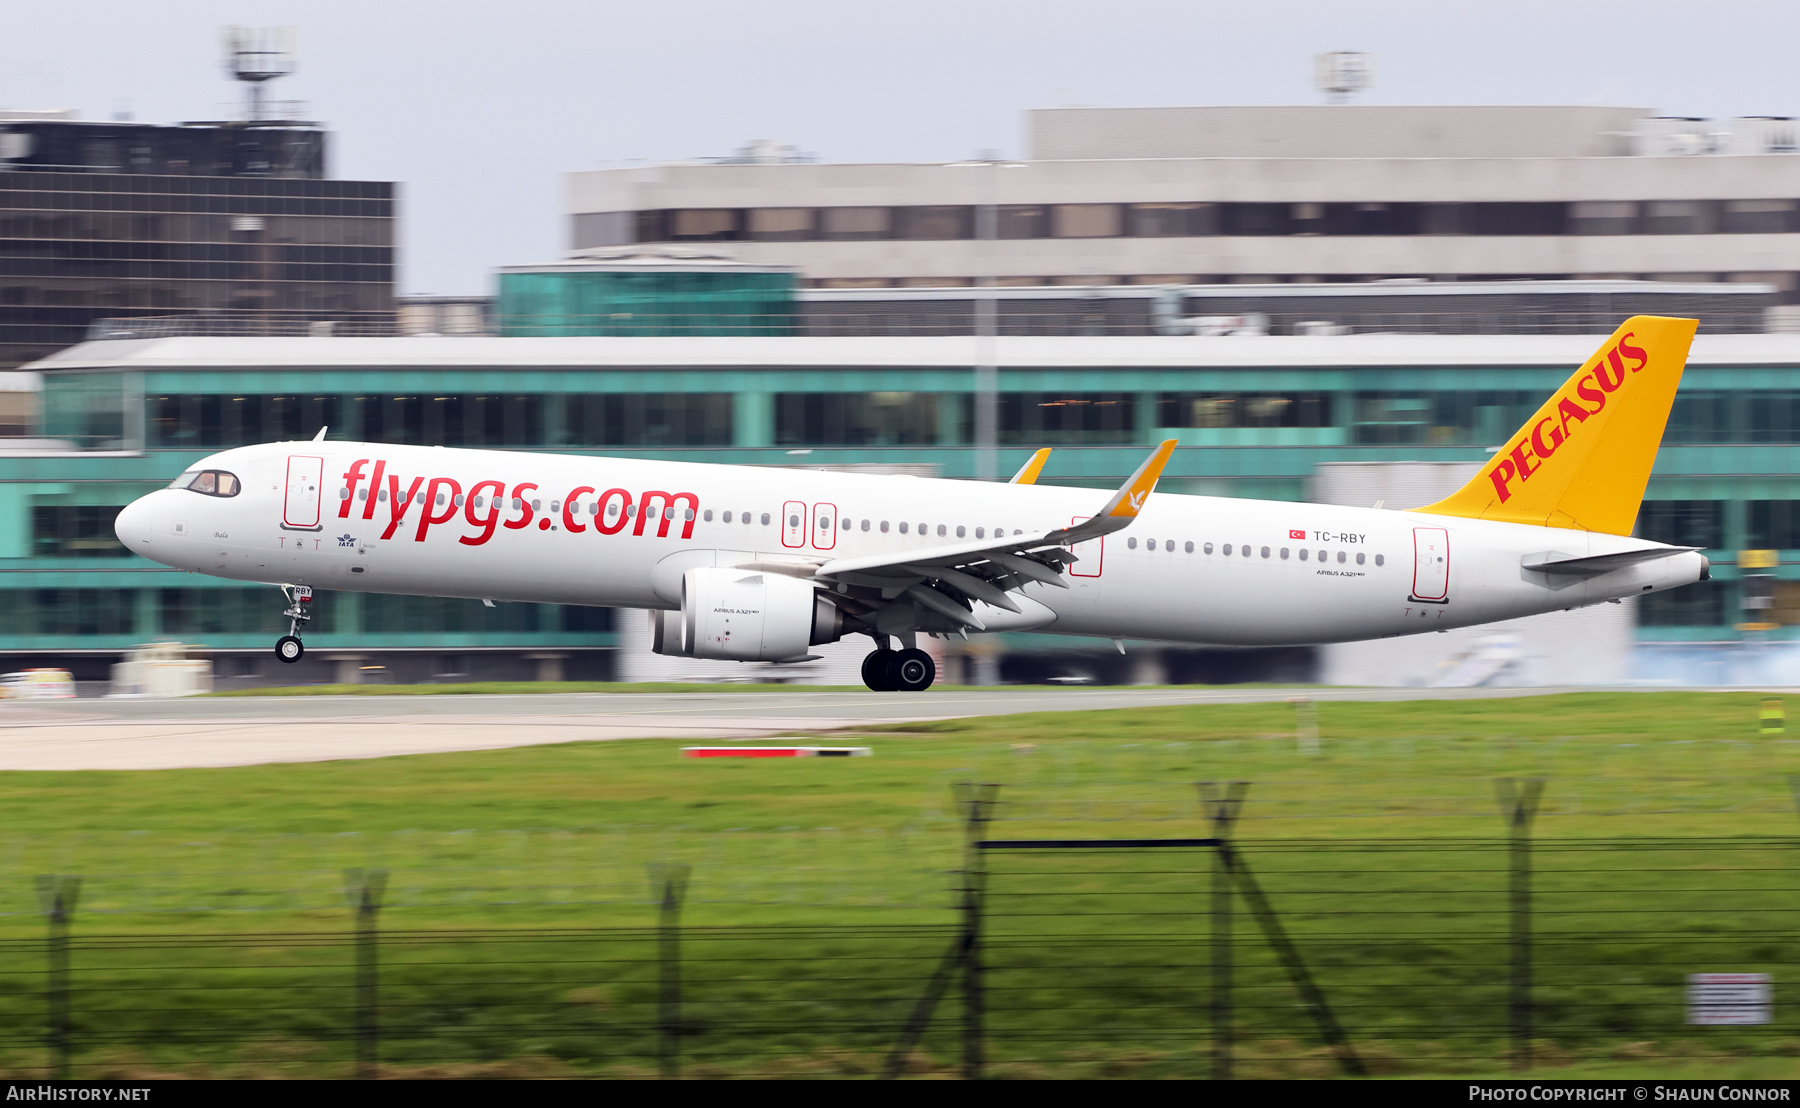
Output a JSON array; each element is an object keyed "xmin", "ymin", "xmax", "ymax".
[
  {"xmin": 567, "ymin": 106, "xmax": 1800, "ymax": 297},
  {"xmin": 9, "ymin": 322, "xmax": 1800, "ymax": 687}
]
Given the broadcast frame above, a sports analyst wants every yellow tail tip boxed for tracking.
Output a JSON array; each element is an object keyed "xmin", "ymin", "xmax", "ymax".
[{"xmin": 1416, "ymin": 316, "xmax": 1698, "ymax": 536}]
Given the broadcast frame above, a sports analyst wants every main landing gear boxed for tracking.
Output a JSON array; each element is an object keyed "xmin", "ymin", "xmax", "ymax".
[
  {"xmin": 861, "ymin": 643, "xmax": 936, "ymax": 692},
  {"xmin": 275, "ymin": 584, "xmax": 312, "ymax": 664}
]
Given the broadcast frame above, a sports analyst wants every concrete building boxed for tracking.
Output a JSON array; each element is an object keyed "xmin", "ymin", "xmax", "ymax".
[{"xmin": 566, "ymin": 105, "xmax": 1800, "ymax": 295}]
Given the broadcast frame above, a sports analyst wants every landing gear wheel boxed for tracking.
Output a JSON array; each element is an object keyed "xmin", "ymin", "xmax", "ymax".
[
  {"xmin": 862, "ymin": 649, "xmax": 897, "ymax": 691},
  {"xmin": 275, "ymin": 635, "xmax": 304, "ymax": 664},
  {"xmin": 891, "ymin": 648, "xmax": 936, "ymax": 692}
]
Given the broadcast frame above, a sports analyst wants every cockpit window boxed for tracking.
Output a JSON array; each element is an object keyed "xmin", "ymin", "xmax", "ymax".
[{"xmin": 182, "ymin": 470, "xmax": 240, "ymax": 497}]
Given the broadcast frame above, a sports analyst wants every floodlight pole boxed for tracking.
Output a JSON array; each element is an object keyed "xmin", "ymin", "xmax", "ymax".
[
  {"xmin": 36, "ymin": 876, "xmax": 79, "ymax": 1079},
  {"xmin": 946, "ymin": 156, "xmax": 1026, "ymax": 483}
]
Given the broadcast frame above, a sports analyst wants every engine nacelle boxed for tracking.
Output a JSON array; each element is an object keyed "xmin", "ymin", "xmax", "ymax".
[{"xmin": 653, "ymin": 567, "xmax": 843, "ymax": 662}]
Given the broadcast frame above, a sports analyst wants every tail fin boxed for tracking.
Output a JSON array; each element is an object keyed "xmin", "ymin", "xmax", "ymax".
[{"xmin": 1416, "ymin": 316, "xmax": 1697, "ymax": 536}]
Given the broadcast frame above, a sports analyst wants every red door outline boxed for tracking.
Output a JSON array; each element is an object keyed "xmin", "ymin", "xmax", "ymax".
[
  {"xmin": 1411, "ymin": 527, "xmax": 1450, "ymax": 602},
  {"xmin": 781, "ymin": 500, "xmax": 806, "ymax": 549},
  {"xmin": 283, "ymin": 455, "xmax": 324, "ymax": 530},
  {"xmin": 1067, "ymin": 515, "xmax": 1104, "ymax": 578},
  {"xmin": 811, "ymin": 502, "xmax": 837, "ymax": 550}
]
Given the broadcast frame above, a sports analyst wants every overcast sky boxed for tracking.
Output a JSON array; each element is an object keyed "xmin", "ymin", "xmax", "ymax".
[{"xmin": 6, "ymin": 1, "xmax": 1797, "ymax": 295}]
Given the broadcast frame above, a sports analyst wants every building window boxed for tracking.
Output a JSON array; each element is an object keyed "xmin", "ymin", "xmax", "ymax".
[
  {"xmin": 667, "ymin": 209, "xmax": 741, "ymax": 241},
  {"xmin": 1128, "ymin": 203, "xmax": 1219, "ymax": 237},
  {"xmin": 1723, "ymin": 199, "xmax": 1800, "ymax": 234},
  {"xmin": 1636, "ymin": 501, "xmax": 1725, "ymax": 549},
  {"xmin": 748, "ymin": 208, "xmax": 815, "ymax": 241},
  {"xmin": 997, "ymin": 205, "xmax": 1049, "ymax": 239},
  {"xmin": 1568, "ymin": 201, "xmax": 1637, "ymax": 235},
  {"xmin": 160, "ymin": 586, "xmax": 334, "ymax": 635},
  {"xmin": 1221, "ymin": 203, "xmax": 1290, "ymax": 236},
  {"xmin": 1747, "ymin": 501, "xmax": 1800, "ymax": 549},
  {"xmin": 3, "ymin": 588, "xmax": 138, "ymax": 636},
  {"xmin": 572, "ymin": 212, "xmax": 633, "ymax": 249},
  {"xmin": 1051, "ymin": 204, "xmax": 1122, "ymax": 238},
  {"xmin": 32, "ymin": 505, "xmax": 132, "ymax": 558},
  {"xmin": 898, "ymin": 206, "xmax": 973, "ymax": 240},
  {"xmin": 1158, "ymin": 392, "xmax": 1333, "ymax": 429},
  {"xmin": 1638, "ymin": 578, "xmax": 1730, "ymax": 627},
  {"xmin": 360, "ymin": 593, "xmax": 544, "ymax": 634},
  {"xmin": 1643, "ymin": 200, "xmax": 1716, "ymax": 235},
  {"xmin": 775, "ymin": 392, "xmax": 941, "ymax": 446},
  {"xmin": 563, "ymin": 394, "xmax": 733, "ymax": 447},
  {"xmin": 996, "ymin": 392, "xmax": 1135, "ymax": 444},
  {"xmin": 820, "ymin": 207, "xmax": 891, "ymax": 241}
]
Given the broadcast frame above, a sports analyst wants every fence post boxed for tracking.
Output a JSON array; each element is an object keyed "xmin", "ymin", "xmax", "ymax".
[
  {"xmin": 1496, "ymin": 778, "xmax": 1545, "ymax": 1072},
  {"xmin": 648, "ymin": 863, "xmax": 691, "ymax": 1080},
  {"xmin": 1199, "ymin": 782, "xmax": 1248, "ymax": 1081},
  {"xmin": 343, "ymin": 869, "xmax": 388, "ymax": 1080},
  {"xmin": 953, "ymin": 782, "xmax": 1000, "ymax": 1080},
  {"xmin": 34, "ymin": 876, "xmax": 79, "ymax": 1080}
]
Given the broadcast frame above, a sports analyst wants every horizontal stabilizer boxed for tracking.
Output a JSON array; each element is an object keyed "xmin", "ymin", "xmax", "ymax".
[{"xmin": 1521, "ymin": 546, "xmax": 1695, "ymax": 576}]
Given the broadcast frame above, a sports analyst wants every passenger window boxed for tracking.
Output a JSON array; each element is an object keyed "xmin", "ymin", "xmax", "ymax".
[
  {"xmin": 1128, "ymin": 537, "xmax": 1138, "ymax": 549},
  {"xmin": 842, "ymin": 518, "xmax": 852, "ymax": 530},
  {"xmin": 1222, "ymin": 543, "xmax": 1232, "ymax": 555},
  {"xmin": 1374, "ymin": 554, "xmax": 1385, "ymax": 566},
  {"xmin": 900, "ymin": 522, "xmax": 909, "ymax": 534},
  {"xmin": 1356, "ymin": 552, "xmax": 1365, "ymax": 565},
  {"xmin": 1337, "ymin": 551, "xmax": 1346, "ymax": 563},
  {"xmin": 861, "ymin": 519, "xmax": 870, "ymax": 531},
  {"xmin": 723, "ymin": 511, "xmax": 732, "ymax": 522},
  {"xmin": 704, "ymin": 509, "xmax": 713, "ymax": 521},
  {"xmin": 880, "ymin": 521, "xmax": 890, "ymax": 532},
  {"xmin": 956, "ymin": 525, "xmax": 965, "ymax": 538},
  {"xmin": 1298, "ymin": 549, "xmax": 1307, "ymax": 561},
  {"xmin": 1261, "ymin": 546, "xmax": 1271, "ymax": 558},
  {"xmin": 937, "ymin": 524, "xmax": 947, "ymax": 537},
  {"xmin": 359, "ymin": 488, "xmax": 368, "ymax": 501},
  {"xmin": 760, "ymin": 513, "xmax": 771, "ymax": 525},
  {"xmin": 1280, "ymin": 547, "xmax": 1289, "ymax": 560},
  {"xmin": 1318, "ymin": 550, "xmax": 1327, "ymax": 562},
  {"xmin": 338, "ymin": 487, "xmax": 351, "ymax": 501}
]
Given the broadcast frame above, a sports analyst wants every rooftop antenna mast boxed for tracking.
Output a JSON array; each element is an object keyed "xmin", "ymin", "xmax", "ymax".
[
  {"xmin": 222, "ymin": 26, "xmax": 296, "ymax": 121},
  {"xmin": 1314, "ymin": 51, "xmax": 1373, "ymax": 105}
]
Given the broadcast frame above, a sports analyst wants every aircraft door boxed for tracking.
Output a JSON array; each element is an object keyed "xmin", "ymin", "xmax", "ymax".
[
  {"xmin": 1067, "ymin": 516, "xmax": 1104, "ymax": 578},
  {"xmin": 811, "ymin": 502, "xmax": 837, "ymax": 551},
  {"xmin": 781, "ymin": 500, "xmax": 806, "ymax": 549},
  {"xmin": 284, "ymin": 455, "xmax": 324, "ymax": 530},
  {"xmin": 1412, "ymin": 527, "xmax": 1450, "ymax": 602}
]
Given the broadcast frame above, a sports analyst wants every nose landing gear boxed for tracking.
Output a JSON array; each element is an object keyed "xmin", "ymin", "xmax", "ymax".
[{"xmin": 275, "ymin": 584, "xmax": 312, "ymax": 664}]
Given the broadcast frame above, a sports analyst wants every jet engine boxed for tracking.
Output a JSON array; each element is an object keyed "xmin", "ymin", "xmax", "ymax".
[{"xmin": 651, "ymin": 567, "xmax": 844, "ymax": 661}]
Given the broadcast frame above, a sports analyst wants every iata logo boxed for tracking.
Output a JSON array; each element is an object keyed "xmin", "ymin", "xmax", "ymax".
[
  {"xmin": 1489, "ymin": 332, "xmax": 1648, "ymax": 503},
  {"xmin": 337, "ymin": 533, "xmax": 356, "ymax": 547}
]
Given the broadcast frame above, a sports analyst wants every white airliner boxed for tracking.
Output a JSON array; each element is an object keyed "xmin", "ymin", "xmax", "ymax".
[{"xmin": 114, "ymin": 317, "xmax": 1710, "ymax": 691}]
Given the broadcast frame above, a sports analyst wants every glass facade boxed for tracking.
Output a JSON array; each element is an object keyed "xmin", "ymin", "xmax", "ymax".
[
  {"xmin": 0, "ymin": 172, "xmax": 396, "ymax": 368},
  {"xmin": 496, "ymin": 269, "xmax": 796, "ymax": 337},
  {"xmin": 10, "ymin": 350, "xmax": 1800, "ymax": 665}
]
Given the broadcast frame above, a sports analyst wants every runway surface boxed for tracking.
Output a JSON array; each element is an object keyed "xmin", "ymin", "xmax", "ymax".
[{"xmin": 0, "ymin": 685, "xmax": 1705, "ymax": 771}]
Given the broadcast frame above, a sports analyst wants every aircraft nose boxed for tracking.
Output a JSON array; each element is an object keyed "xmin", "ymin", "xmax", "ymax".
[{"xmin": 114, "ymin": 496, "xmax": 155, "ymax": 552}]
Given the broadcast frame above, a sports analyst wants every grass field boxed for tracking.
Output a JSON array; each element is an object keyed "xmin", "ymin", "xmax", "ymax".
[{"xmin": 2, "ymin": 691, "xmax": 1799, "ymax": 1078}]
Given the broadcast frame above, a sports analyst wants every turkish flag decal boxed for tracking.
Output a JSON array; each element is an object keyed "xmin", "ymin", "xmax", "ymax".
[{"xmin": 1288, "ymin": 529, "xmax": 1306, "ymax": 539}]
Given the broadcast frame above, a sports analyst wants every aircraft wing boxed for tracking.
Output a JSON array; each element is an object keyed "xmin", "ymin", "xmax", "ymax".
[{"xmin": 805, "ymin": 441, "xmax": 1177, "ymax": 627}]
